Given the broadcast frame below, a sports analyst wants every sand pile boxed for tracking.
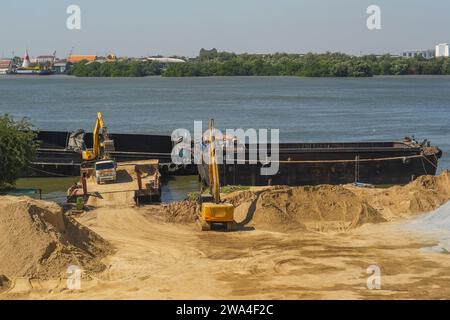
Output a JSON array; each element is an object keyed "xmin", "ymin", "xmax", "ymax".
[
  {"xmin": 160, "ymin": 201, "xmax": 197, "ymax": 223},
  {"xmin": 350, "ymin": 171, "xmax": 450, "ymax": 220},
  {"xmin": 223, "ymin": 171, "xmax": 450, "ymax": 232},
  {"xmin": 226, "ymin": 186, "xmax": 385, "ymax": 232},
  {"xmin": 152, "ymin": 172, "xmax": 450, "ymax": 233},
  {"xmin": 0, "ymin": 196, "xmax": 112, "ymax": 279}
]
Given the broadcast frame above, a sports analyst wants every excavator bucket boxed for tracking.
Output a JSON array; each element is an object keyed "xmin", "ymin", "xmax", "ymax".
[
  {"xmin": 103, "ymin": 139, "xmax": 115, "ymax": 153},
  {"xmin": 82, "ymin": 150, "xmax": 96, "ymax": 161}
]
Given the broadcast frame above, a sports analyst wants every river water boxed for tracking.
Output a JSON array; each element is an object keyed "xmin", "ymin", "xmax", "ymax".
[{"xmin": 2, "ymin": 75, "xmax": 450, "ymax": 200}]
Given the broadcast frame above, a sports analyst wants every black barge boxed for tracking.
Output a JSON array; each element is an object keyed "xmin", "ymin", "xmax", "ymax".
[
  {"xmin": 197, "ymin": 139, "xmax": 442, "ymax": 187},
  {"xmin": 28, "ymin": 130, "xmax": 195, "ymax": 177},
  {"xmin": 30, "ymin": 131, "xmax": 442, "ymax": 186}
]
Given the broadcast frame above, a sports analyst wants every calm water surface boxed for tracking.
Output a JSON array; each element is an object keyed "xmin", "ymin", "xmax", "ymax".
[{"xmin": 2, "ymin": 75, "xmax": 449, "ymax": 199}]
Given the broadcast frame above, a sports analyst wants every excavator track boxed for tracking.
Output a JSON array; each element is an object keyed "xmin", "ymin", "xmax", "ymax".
[
  {"xmin": 226, "ymin": 221, "xmax": 238, "ymax": 231},
  {"xmin": 197, "ymin": 215, "xmax": 212, "ymax": 231},
  {"xmin": 197, "ymin": 213, "xmax": 239, "ymax": 232}
]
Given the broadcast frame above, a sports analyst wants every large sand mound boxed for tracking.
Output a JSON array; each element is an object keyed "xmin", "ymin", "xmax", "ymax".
[
  {"xmin": 226, "ymin": 185, "xmax": 385, "ymax": 232},
  {"xmin": 156, "ymin": 186, "xmax": 385, "ymax": 232},
  {"xmin": 225, "ymin": 171, "xmax": 450, "ymax": 232},
  {"xmin": 148, "ymin": 172, "xmax": 450, "ymax": 233},
  {"xmin": 0, "ymin": 196, "xmax": 112, "ymax": 279},
  {"xmin": 351, "ymin": 171, "xmax": 450, "ymax": 220}
]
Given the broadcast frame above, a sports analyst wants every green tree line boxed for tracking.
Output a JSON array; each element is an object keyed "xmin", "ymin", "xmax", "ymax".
[
  {"xmin": 67, "ymin": 49, "xmax": 450, "ymax": 78},
  {"xmin": 164, "ymin": 49, "xmax": 450, "ymax": 77},
  {"xmin": 68, "ymin": 60, "xmax": 164, "ymax": 77}
]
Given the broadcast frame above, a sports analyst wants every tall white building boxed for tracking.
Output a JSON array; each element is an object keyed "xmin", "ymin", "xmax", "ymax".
[{"xmin": 435, "ymin": 43, "xmax": 449, "ymax": 57}]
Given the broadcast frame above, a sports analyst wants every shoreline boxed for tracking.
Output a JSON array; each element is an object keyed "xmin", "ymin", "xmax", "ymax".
[{"xmin": 4, "ymin": 74, "xmax": 450, "ymax": 79}]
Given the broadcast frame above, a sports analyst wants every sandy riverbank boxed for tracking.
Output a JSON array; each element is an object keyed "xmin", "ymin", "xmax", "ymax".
[{"xmin": 1, "ymin": 172, "xmax": 450, "ymax": 299}]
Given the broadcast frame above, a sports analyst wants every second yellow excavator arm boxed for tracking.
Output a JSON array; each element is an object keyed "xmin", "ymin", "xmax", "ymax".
[
  {"xmin": 92, "ymin": 112, "xmax": 105, "ymax": 159},
  {"xmin": 82, "ymin": 112, "xmax": 106, "ymax": 161}
]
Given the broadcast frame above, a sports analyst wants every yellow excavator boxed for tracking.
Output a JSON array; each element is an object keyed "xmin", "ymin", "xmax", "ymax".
[
  {"xmin": 198, "ymin": 119, "xmax": 236, "ymax": 231},
  {"xmin": 81, "ymin": 112, "xmax": 117, "ymax": 184},
  {"xmin": 82, "ymin": 112, "xmax": 115, "ymax": 161}
]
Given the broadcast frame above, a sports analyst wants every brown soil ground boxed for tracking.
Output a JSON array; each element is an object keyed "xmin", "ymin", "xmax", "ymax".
[
  {"xmin": 0, "ymin": 196, "xmax": 112, "ymax": 281},
  {"xmin": 1, "ymin": 172, "xmax": 450, "ymax": 299}
]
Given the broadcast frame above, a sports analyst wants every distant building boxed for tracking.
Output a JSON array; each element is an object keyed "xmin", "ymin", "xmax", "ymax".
[
  {"xmin": 146, "ymin": 57, "xmax": 185, "ymax": 63},
  {"xmin": 67, "ymin": 55, "xmax": 97, "ymax": 63},
  {"xmin": 36, "ymin": 55, "xmax": 56, "ymax": 64},
  {"xmin": 402, "ymin": 50, "xmax": 434, "ymax": 59},
  {"xmin": 0, "ymin": 59, "xmax": 13, "ymax": 74},
  {"xmin": 93, "ymin": 54, "xmax": 119, "ymax": 64},
  {"xmin": 53, "ymin": 60, "xmax": 69, "ymax": 74},
  {"xmin": 435, "ymin": 43, "xmax": 449, "ymax": 57}
]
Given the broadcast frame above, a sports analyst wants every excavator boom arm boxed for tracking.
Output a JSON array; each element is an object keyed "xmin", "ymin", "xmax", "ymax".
[
  {"xmin": 208, "ymin": 119, "xmax": 221, "ymax": 203},
  {"xmin": 82, "ymin": 112, "xmax": 106, "ymax": 161},
  {"xmin": 92, "ymin": 112, "xmax": 105, "ymax": 159},
  {"xmin": 198, "ymin": 119, "xmax": 235, "ymax": 230}
]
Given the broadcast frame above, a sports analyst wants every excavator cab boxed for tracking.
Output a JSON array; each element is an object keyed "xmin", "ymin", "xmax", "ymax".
[
  {"xmin": 198, "ymin": 119, "xmax": 236, "ymax": 231},
  {"xmin": 82, "ymin": 150, "xmax": 96, "ymax": 162}
]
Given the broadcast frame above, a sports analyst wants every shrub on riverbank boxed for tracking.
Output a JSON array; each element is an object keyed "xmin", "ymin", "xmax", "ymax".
[{"xmin": 0, "ymin": 115, "xmax": 37, "ymax": 189}]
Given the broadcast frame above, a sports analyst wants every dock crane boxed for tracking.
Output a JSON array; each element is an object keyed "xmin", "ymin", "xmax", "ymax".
[{"xmin": 198, "ymin": 119, "xmax": 236, "ymax": 231}]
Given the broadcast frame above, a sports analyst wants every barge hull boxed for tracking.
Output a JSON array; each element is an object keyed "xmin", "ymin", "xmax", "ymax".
[
  {"xmin": 198, "ymin": 141, "xmax": 442, "ymax": 187},
  {"xmin": 27, "ymin": 131, "xmax": 195, "ymax": 177}
]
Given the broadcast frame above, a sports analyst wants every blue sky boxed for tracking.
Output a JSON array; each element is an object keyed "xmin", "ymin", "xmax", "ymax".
[{"xmin": 1, "ymin": 0, "xmax": 449, "ymax": 58}]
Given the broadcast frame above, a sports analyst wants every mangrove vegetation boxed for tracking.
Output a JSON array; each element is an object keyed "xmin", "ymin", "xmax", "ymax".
[{"xmin": 68, "ymin": 49, "xmax": 450, "ymax": 78}]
